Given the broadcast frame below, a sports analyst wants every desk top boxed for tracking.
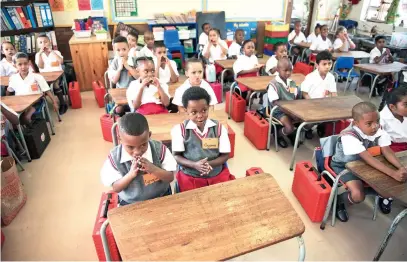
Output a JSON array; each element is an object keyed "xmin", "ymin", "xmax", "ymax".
[
  {"xmin": 215, "ymin": 57, "xmax": 268, "ymax": 70},
  {"xmin": 354, "ymin": 62, "xmax": 407, "ymax": 75},
  {"xmin": 146, "ymin": 110, "xmax": 227, "ymax": 142},
  {"xmin": 346, "ymin": 151, "xmax": 407, "ymax": 205},
  {"xmin": 236, "ymin": 74, "xmax": 306, "ymax": 91},
  {"xmin": 276, "ymin": 95, "xmax": 363, "ymax": 122},
  {"xmin": 332, "ymin": 51, "xmax": 370, "ymax": 60},
  {"xmin": 1, "ymin": 94, "xmax": 42, "ymax": 113},
  {"xmin": 108, "ymin": 173, "xmax": 305, "ymax": 261},
  {"xmin": 69, "ymin": 34, "xmax": 112, "ymax": 45},
  {"xmin": 109, "ymin": 76, "xmax": 187, "ymax": 105},
  {"xmin": 0, "ymin": 71, "xmax": 63, "ymax": 86}
]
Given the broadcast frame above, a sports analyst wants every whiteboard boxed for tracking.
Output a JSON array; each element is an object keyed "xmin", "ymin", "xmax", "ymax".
[
  {"xmin": 111, "ymin": 0, "xmax": 202, "ymax": 22},
  {"xmin": 207, "ymin": 0, "xmax": 286, "ymax": 21}
]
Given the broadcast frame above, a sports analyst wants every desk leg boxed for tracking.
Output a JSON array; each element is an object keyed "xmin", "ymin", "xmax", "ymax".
[
  {"xmin": 297, "ymin": 236, "xmax": 306, "ymax": 261},
  {"xmin": 17, "ymin": 124, "xmax": 32, "ymax": 162},
  {"xmin": 248, "ymin": 91, "xmax": 258, "ymax": 111},
  {"xmin": 50, "ymin": 83, "xmax": 62, "ymax": 122},
  {"xmin": 104, "ymin": 93, "xmax": 111, "ymax": 114},
  {"xmin": 373, "ymin": 208, "xmax": 407, "ymax": 261},
  {"xmin": 289, "ymin": 122, "xmax": 308, "ymax": 170},
  {"xmin": 267, "ymin": 106, "xmax": 279, "ymax": 152},
  {"xmin": 369, "ymin": 74, "xmax": 380, "ymax": 99},
  {"xmin": 320, "ymin": 171, "xmax": 344, "ymax": 230},
  {"xmin": 112, "ymin": 122, "xmax": 119, "ymax": 146},
  {"xmin": 101, "ymin": 219, "xmax": 112, "ymax": 262},
  {"xmin": 43, "ymin": 97, "xmax": 56, "ymax": 135},
  {"xmin": 228, "ymin": 82, "xmax": 237, "ymax": 119}
]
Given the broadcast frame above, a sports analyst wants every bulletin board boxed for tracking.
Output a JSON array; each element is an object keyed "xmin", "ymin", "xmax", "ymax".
[
  {"xmin": 225, "ymin": 22, "xmax": 257, "ymax": 41},
  {"xmin": 206, "ymin": 0, "xmax": 286, "ymax": 21}
]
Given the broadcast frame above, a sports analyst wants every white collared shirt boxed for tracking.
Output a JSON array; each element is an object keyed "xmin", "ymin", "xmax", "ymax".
[
  {"xmin": 333, "ymin": 38, "xmax": 349, "ymax": 52},
  {"xmin": 0, "ymin": 58, "xmax": 17, "ymax": 76},
  {"xmin": 198, "ymin": 32, "xmax": 208, "ymax": 46},
  {"xmin": 380, "ymin": 105, "xmax": 407, "ymax": 143},
  {"xmin": 171, "ymin": 119, "xmax": 230, "ymax": 153},
  {"xmin": 203, "ymin": 40, "xmax": 228, "ymax": 62},
  {"xmin": 7, "ymin": 72, "xmax": 50, "ymax": 95},
  {"xmin": 233, "ymin": 54, "xmax": 259, "ymax": 77},
  {"xmin": 138, "ymin": 45, "xmax": 154, "ymax": 58},
  {"xmin": 267, "ymin": 75, "xmax": 296, "ymax": 102},
  {"xmin": 307, "ymin": 32, "xmax": 317, "ymax": 43},
  {"xmin": 100, "ymin": 143, "xmax": 177, "ymax": 187},
  {"xmin": 172, "ymin": 79, "xmax": 218, "ymax": 106},
  {"xmin": 126, "ymin": 79, "xmax": 170, "ymax": 111},
  {"xmin": 342, "ymin": 125, "xmax": 391, "ymax": 155},
  {"xmin": 265, "ymin": 55, "xmax": 278, "ymax": 76},
  {"xmin": 310, "ymin": 35, "xmax": 332, "ymax": 52},
  {"xmin": 129, "ymin": 47, "xmax": 139, "ymax": 58},
  {"xmin": 152, "ymin": 57, "xmax": 179, "ymax": 84},
  {"xmin": 301, "ymin": 69, "xmax": 337, "ymax": 98},
  {"xmin": 370, "ymin": 47, "xmax": 390, "ymax": 64},
  {"xmin": 35, "ymin": 50, "xmax": 63, "ymax": 72},
  {"xmin": 228, "ymin": 41, "xmax": 242, "ymax": 57},
  {"xmin": 288, "ymin": 30, "xmax": 307, "ymax": 45}
]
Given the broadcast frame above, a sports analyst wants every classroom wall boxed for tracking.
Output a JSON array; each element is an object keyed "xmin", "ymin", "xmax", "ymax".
[{"xmin": 53, "ymin": 0, "xmax": 110, "ymax": 26}]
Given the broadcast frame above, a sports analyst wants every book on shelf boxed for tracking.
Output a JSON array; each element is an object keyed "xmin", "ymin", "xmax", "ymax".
[
  {"xmin": 1, "ymin": 30, "xmax": 58, "ymax": 54},
  {"xmin": 0, "ymin": 3, "xmax": 53, "ymax": 31}
]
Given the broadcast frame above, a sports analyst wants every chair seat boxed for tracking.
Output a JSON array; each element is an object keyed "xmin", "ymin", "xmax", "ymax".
[{"xmin": 336, "ymin": 71, "xmax": 359, "ymax": 78}]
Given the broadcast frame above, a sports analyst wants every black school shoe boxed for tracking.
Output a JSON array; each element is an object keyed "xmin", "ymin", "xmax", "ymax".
[
  {"xmin": 336, "ymin": 203, "xmax": 349, "ymax": 222},
  {"xmin": 379, "ymin": 197, "xmax": 392, "ymax": 214}
]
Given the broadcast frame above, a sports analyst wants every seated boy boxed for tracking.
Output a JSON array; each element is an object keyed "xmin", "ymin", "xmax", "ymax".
[
  {"xmin": 265, "ymin": 42, "xmax": 288, "ymax": 76},
  {"xmin": 172, "ymin": 59, "xmax": 218, "ymax": 112},
  {"xmin": 369, "ymin": 35, "xmax": 394, "ymax": 95},
  {"xmin": 198, "ymin": 22, "xmax": 211, "ymax": 52},
  {"xmin": 330, "ymin": 102, "xmax": 407, "ymax": 222},
  {"xmin": 7, "ymin": 52, "xmax": 59, "ymax": 124},
  {"xmin": 100, "ymin": 113, "xmax": 176, "ymax": 205},
  {"xmin": 171, "ymin": 87, "xmax": 234, "ymax": 192},
  {"xmin": 127, "ymin": 31, "xmax": 140, "ymax": 58},
  {"xmin": 288, "ymin": 21, "xmax": 308, "ymax": 59},
  {"xmin": 35, "ymin": 33, "xmax": 67, "ymax": 114},
  {"xmin": 126, "ymin": 57, "xmax": 170, "ymax": 115},
  {"xmin": 138, "ymin": 31, "xmax": 155, "ymax": 58},
  {"xmin": 267, "ymin": 57, "xmax": 299, "ymax": 146},
  {"xmin": 152, "ymin": 42, "xmax": 179, "ymax": 84}
]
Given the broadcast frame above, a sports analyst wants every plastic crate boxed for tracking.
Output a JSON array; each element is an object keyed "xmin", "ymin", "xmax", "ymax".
[
  {"xmin": 265, "ymin": 23, "xmax": 289, "ymax": 32},
  {"xmin": 265, "ymin": 30, "xmax": 289, "ymax": 38},
  {"xmin": 264, "ymin": 44, "xmax": 274, "ymax": 51},
  {"xmin": 265, "ymin": 37, "xmax": 287, "ymax": 45},
  {"xmin": 173, "ymin": 58, "xmax": 182, "ymax": 69},
  {"xmin": 264, "ymin": 49, "xmax": 274, "ymax": 56}
]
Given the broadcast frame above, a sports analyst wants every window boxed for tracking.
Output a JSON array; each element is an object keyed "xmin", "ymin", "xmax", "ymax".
[{"xmin": 363, "ymin": 0, "xmax": 393, "ymax": 22}]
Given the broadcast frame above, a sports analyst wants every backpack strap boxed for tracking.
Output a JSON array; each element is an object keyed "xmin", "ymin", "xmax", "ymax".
[
  {"xmin": 159, "ymin": 144, "xmax": 166, "ymax": 163},
  {"xmin": 340, "ymin": 130, "xmax": 363, "ymax": 142},
  {"xmin": 108, "ymin": 153, "xmax": 118, "ymax": 170},
  {"xmin": 180, "ymin": 121, "xmax": 187, "ymax": 138}
]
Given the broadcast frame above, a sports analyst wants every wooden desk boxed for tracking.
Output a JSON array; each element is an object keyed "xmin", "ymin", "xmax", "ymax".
[
  {"xmin": 107, "ymin": 173, "xmax": 306, "ymax": 261},
  {"xmin": 69, "ymin": 34, "xmax": 111, "ymax": 92},
  {"xmin": 346, "ymin": 151, "xmax": 407, "ymax": 261},
  {"xmin": 1, "ymin": 94, "xmax": 43, "ymax": 113},
  {"xmin": 269, "ymin": 96, "xmax": 363, "ymax": 170},
  {"xmin": 0, "ymin": 71, "xmax": 63, "ymax": 86},
  {"xmin": 354, "ymin": 62, "xmax": 406, "ymax": 99},
  {"xmin": 332, "ymin": 51, "xmax": 370, "ymax": 60}
]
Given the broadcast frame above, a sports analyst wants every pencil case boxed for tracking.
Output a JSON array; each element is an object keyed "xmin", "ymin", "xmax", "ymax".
[
  {"xmin": 69, "ymin": 81, "xmax": 82, "ymax": 109},
  {"xmin": 225, "ymin": 91, "xmax": 246, "ymax": 122},
  {"xmin": 92, "ymin": 80, "xmax": 107, "ymax": 108},
  {"xmin": 246, "ymin": 167, "xmax": 264, "ymax": 176},
  {"xmin": 100, "ymin": 114, "xmax": 114, "ymax": 143},
  {"xmin": 209, "ymin": 82, "xmax": 222, "ymax": 103},
  {"xmin": 227, "ymin": 125, "xmax": 235, "ymax": 158},
  {"xmin": 244, "ymin": 111, "xmax": 269, "ymax": 150}
]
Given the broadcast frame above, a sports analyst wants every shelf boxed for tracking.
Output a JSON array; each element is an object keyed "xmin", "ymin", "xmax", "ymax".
[
  {"xmin": 0, "ymin": 0, "xmax": 48, "ymax": 6},
  {"xmin": 1, "ymin": 26, "xmax": 54, "ymax": 36}
]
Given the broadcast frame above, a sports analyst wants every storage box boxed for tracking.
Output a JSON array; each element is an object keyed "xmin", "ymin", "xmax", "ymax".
[
  {"xmin": 95, "ymin": 31, "xmax": 108, "ymax": 40},
  {"xmin": 189, "ymin": 29, "xmax": 197, "ymax": 38},
  {"xmin": 265, "ymin": 37, "xmax": 287, "ymax": 44},
  {"xmin": 153, "ymin": 31, "xmax": 164, "ymax": 41},
  {"xmin": 74, "ymin": 30, "xmax": 92, "ymax": 38},
  {"xmin": 265, "ymin": 23, "xmax": 289, "ymax": 32},
  {"xmin": 178, "ymin": 30, "xmax": 190, "ymax": 40},
  {"xmin": 244, "ymin": 111, "xmax": 269, "ymax": 150}
]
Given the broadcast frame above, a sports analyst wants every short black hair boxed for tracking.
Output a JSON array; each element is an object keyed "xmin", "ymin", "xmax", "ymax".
[
  {"xmin": 294, "ymin": 20, "xmax": 301, "ymax": 26},
  {"xmin": 375, "ymin": 35, "xmax": 386, "ymax": 43},
  {"xmin": 153, "ymin": 42, "xmax": 166, "ymax": 51},
  {"xmin": 113, "ymin": 36, "xmax": 128, "ymax": 45},
  {"xmin": 127, "ymin": 31, "xmax": 139, "ymax": 39},
  {"xmin": 274, "ymin": 42, "xmax": 286, "ymax": 52},
  {"xmin": 202, "ymin": 22, "xmax": 210, "ymax": 30},
  {"xmin": 1, "ymin": 41, "xmax": 14, "ymax": 51},
  {"xmin": 235, "ymin": 29, "xmax": 244, "ymax": 35},
  {"xmin": 242, "ymin": 39, "xmax": 254, "ymax": 49},
  {"xmin": 209, "ymin": 28, "xmax": 221, "ymax": 36},
  {"xmin": 320, "ymin": 24, "xmax": 328, "ymax": 30},
  {"xmin": 316, "ymin": 51, "xmax": 332, "ymax": 64},
  {"xmin": 352, "ymin": 102, "xmax": 377, "ymax": 121},
  {"xmin": 182, "ymin": 87, "xmax": 211, "ymax": 108},
  {"xmin": 386, "ymin": 88, "xmax": 407, "ymax": 106},
  {"xmin": 135, "ymin": 56, "xmax": 154, "ymax": 67},
  {"xmin": 185, "ymin": 58, "xmax": 203, "ymax": 71},
  {"xmin": 315, "ymin": 23, "xmax": 321, "ymax": 30},
  {"xmin": 13, "ymin": 52, "xmax": 28, "ymax": 63},
  {"xmin": 37, "ymin": 33, "xmax": 49, "ymax": 40},
  {"xmin": 119, "ymin": 113, "xmax": 149, "ymax": 136}
]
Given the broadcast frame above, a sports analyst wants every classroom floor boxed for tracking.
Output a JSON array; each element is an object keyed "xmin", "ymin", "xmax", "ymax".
[{"xmin": 1, "ymin": 82, "xmax": 407, "ymax": 261}]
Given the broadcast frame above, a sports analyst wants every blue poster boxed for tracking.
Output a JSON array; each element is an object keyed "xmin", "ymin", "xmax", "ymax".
[
  {"xmin": 91, "ymin": 0, "xmax": 103, "ymax": 10},
  {"xmin": 226, "ymin": 22, "xmax": 258, "ymax": 41}
]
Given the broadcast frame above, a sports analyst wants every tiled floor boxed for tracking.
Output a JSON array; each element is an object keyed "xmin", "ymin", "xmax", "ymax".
[{"xmin": 2, "ymin": 84, "xmax": 407, "ymax": 261}]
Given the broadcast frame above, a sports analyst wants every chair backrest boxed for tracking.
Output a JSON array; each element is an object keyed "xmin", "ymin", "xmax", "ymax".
[
  {"xmin": 335, "ymin": 57, "xmax": 354, "ymax": 71},
  {"xmin": 293, "ymin": 62, "xmax": 313, "ymax": 76},
  {"xmin": 319, "ymin": 135, "xmax": 339, "ymax": 158},
  {"xmin": 164, "ymin": 30, "xmax": 181, "ymax": 47},
  {"xmin": 0, "ymin": 102, "xmax": 20, "ymax": 126}
]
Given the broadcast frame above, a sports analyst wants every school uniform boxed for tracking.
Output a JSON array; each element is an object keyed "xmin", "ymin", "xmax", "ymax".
[
  {"xmin": 228, "ymin": 41, "xmax": 242, "ymax": 57},
  {"xmin": 129, "ymin": 47, "xmax": 140, "ymax": 58},
  {"xmin": 267, "ymin": 75, "xmax": 298, "ymax": 120},
  {"xmin": 108, "ymin": 56, "xmax": 137, "ymax": 88},
  {"xmin": 152, "ymin": 57, "xmax": 179, "ymax": 84},
  {"xmin": 333, "ymin": 38, "xmax": 350, "ymax": 52},
  {"xmin": 171, "ymin": 119, "xmax": 234, "ymax": 192},
  {"xmin": 198, "ymin": 32, "xmax": 208, "ymax": 46},
  {"xmin": 232, "ymin": 54, "xmax": 259, "ymax": 77},
  {"xmin": 203, "ymin": 40, "xmax": 228, "ymax": 62},
  {"xmin": 288, "ymin": 31, "xmax": 307, "ymax": 45},
  {"xmin": 380, "ymin": 105, "xmax": 407, "ymax": 152},
  {"xmin": 370, "ymin": 47, "xmax": 390, "ymax": 64},
  {"xmin": 0, "ymin": 58, "xmax": 17, "ymax": 76},
  {"xmin": 7, "ymin": 72, "xmax": 50, "ymax": 96},
  {"xmin": 35, "ymin": 50, "xmax": 63, "ymax": 72},
  {"xmin": 301, "ymin": 69, "xmax": 337, "ymax": 98},
  {"xmin": 126, "ymin": 78, "xmax": 169, "ymax": 115},
  {"xmin": 310, "ymin": 35, "xmax": 332, "ymax": 52},
  {"xmin": 138, "ymin": 45, "xmax": 154, "ymax": 58},
  {"xmin": 100, "ymin": 141, "xmax": 177, "ymax": 205},
  {"xmin": 265, "ymin": 55, "xmax": 278, "ymax": 76},
  {"xmin": 172, "ymin": 79, "xmax": 218, "ymax": 107},
  {"xmin": 307, "ymin": 32, "xmax": 317, "ymax": 43},
  {"xmin": 331, "ymin": 124, "xmax": 391, "ymax": 183}
]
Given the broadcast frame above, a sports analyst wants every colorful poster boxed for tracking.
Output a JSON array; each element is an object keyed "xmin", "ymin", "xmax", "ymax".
[
  {"xmin": 63, "ymin": 0, "xmax": 78, "ymax": 11},
  {"xmin": 49, "ymin": 0, "xmax": 64, "ymax": 11},
  {"xmin": 91, "ymin": 0, "xmax": 103, "ymax": 10},
  {"xmin": 226, "ymin": 22, "xmax": 258, "ymax": 41},
  {"xmin": 78, "ymin": 0, "xmax": 91, "ymax": 10}
]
